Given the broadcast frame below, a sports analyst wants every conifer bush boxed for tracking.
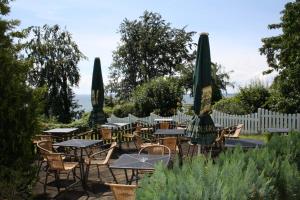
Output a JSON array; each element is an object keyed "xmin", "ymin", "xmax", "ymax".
[{"xmin": 137, "ymin": 133, "xmax": 300, "ymax": 200}]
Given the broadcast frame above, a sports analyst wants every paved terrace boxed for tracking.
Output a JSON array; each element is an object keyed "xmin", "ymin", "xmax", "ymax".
[{"xmin": 33, "ymin": 142, "xmax": 193, "ymax": 200}]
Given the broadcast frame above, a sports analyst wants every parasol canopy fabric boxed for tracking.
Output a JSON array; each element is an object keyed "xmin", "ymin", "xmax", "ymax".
[
  {"xmin": 186, "ymin": 33, "xmax": 217, "ymax": 145},
  {"xmin": 90, "ymin": 57, "xmax": 107, "ymax": 127}
]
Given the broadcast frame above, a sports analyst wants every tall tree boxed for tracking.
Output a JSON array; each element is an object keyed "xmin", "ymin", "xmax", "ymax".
[
  {"xmin": 108, "ymin": 11, "xmax": 196, "ymax": 99},
  {"xmin": 25, "ymin": 25, "xmax": 86, "ymax": 123},
  {"xmin": 0, "ymin": 1, "xmax": 38, "ymax": 198},
  {"xmin": 179, "ymin": 63, "xmax": 233, "ymax": 104},
  {"xmin": 260, "ymin": 0, "xmax": 300, "ymax": 113}
]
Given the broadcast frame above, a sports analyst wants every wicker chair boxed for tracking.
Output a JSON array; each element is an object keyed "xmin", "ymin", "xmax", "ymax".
[
  {"xmin": 101, "ymin": 128, "xmax": 117, "ymax": 144},
  {"xmin": 160, "ymin": 122, "xmax": 170, "ymax": 129},
  {"xmin": 85, "ymin": 142, "xmax": 117, "ymax": 181},
  {"xmin": 106, "ymin": 183, "xmax": 137, "ymax": 200},
  {"xmin": 138, "ymin": 144, "xmax": 171, "ymax": 157},
  {"xmin": 32, "ymin": 135, "xmax": 53, "ymax": 144},
  {"xmin": 224, "ymin": 124, "xmax": 244, "ymax": 139},
  {"xmin": 44, "ymin": 153, "xmax": 79, "ymax": 193},
  {"xmin": 133, "ymin": 134, "xmax": 154, "ymax": 150},
  {"xmin": 36, "ymin": 140, "xmax": 56, "ymax": 176},
  {"xmin": 159, "ymin": 137, "xmax": 179, "ymax": 157}
]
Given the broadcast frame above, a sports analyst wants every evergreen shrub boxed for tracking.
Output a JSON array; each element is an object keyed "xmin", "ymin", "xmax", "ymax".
[{"xmin": 137, "ymin": 133, "xmax": 300, "ymax": 200}]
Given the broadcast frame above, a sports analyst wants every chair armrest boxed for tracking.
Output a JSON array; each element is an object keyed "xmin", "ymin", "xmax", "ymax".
[{"xmin": 89, "ymin": 146, "xmax": 114, "ymax": 158}]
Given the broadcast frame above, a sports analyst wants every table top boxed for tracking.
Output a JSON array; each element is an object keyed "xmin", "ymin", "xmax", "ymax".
[
  {"xmin": 225, "ymin": 138, "xmax": 264, "ymax": 148},
  {"xmin": 109, "ymin": 154, "xmax": 169, "ymax": 170},
  {"xmin": 43, "ymin": 128, "xmax": 78, "ymax": 134},
  {"xmin": 154, "ymin": 118, "xmax": 174, "ymax": 122},
  {"xmin": 266, "ymin": 128, "xmax": 290, "ymax": 133},
  {"xmin": 154, "ymin": 129, "xmax": 185, "ymax": 135},
  {"xmin": 53, "ymin": 139, "xmax": 103, "ymax": 148},
  {"xmin": 101, "ymin": 122, "xmax": 130, "ymax": 128},
  {"xmin": 214, "ymin": 123, "xmax": 223, "ymax": 128}
]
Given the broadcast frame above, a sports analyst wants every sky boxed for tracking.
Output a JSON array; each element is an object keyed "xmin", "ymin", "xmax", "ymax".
[{"xmin": 9, "ymin": 0, "xmax": 290, "ymax": 94}]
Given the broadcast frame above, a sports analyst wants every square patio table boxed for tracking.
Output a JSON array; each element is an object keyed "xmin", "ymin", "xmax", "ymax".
[
  {"xmin": 109, "ymin": 153, "xmax": 170, "ymax": 184},
  {"xmin": 101, "ymin": 122, "xmax": 130, "ymax": 129},
  {"xmin": 53, "ymin": 139, "xmax": 103, "ymax": 188},
  {"xmin": 154, "ymin": 129, "xmax": 185, "ymax": 136},
  {"xmin": 43, "ymin": 128, "xmax": 78, "ymax": 140},
  {"xmin": 267, "ymin": 128, "xmax": 290, "ymax": 135}
]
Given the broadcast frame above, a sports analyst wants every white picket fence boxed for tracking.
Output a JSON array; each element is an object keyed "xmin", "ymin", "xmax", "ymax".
[{"xmin": 108, "ymin": 108, "xmax": 300, "ymax": 134}]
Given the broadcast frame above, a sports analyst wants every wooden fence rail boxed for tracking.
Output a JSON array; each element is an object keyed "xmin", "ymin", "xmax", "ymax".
[{"xmin": 108, "ymin": 108, "xmax": 300, "ymax": 134}]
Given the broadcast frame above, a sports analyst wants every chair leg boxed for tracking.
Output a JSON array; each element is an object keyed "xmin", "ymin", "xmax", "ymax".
[
  {"xmin": 44, "ymin": 170, "xmax": 49, "ymax": 193},
  {"xmin": 72, "ymin": 168, "xmax": 76, "ymax": 181},
  {"xmin": 97, "ymin": 165, "xmax": 100, "ymax": 179},
  {"xmin": 85, "ymin": 164, "xmax": 90, "ymax": 181},
  {"xmin": 55, "ymin": 171, "xmax": 60, "ymax": 192}
]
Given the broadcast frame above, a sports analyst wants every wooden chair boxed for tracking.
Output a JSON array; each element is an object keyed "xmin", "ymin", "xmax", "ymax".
[
  {"xmin": 101, "ymin": 128, "xmax": 117, "ymax": 144},
  {"xmin": 85, "ymin": 142, "xmax": 117, "ymax": 181},
  {"xmin": 224, "ymin": 124, "xmax": 244, "ymax": 139},
  {"xmin": 44, "ymin": 153, "xmax": 79, "ymax": 193},
  {"xmin": 160, "ymin": 122, "xmax": 170, "ymax": 129},
  {"xmin": 105, "ymin": 183, "xmax": 137, "ymax": 200}
]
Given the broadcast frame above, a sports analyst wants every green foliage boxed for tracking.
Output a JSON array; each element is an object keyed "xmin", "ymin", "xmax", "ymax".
[
  {"xmin": 180, "ymin": 63, "xmax": 233, "ymax": 104},
  {"xmin": 112, "ymin": 102, "xmax": 136, "ymax": 118},
  {"xmin": 137, "ymin": 133, "xmax": 300, "ymax": 200},
  {"xmin": 24, "ymin": 24, "xmax": 86, "ymax": 123},
  {"xmin": 260, "ymin": 1, "xmax": 300, "ymax": 113},
  {"xmin": 39, "ymin": 112, "xmax": 90, "ymax": 131},
  {"xmin": 132, "ymin": 77, "xmax": 184, "ymax": 117},
  {"xmin": 108, "ymin": 11, "xmax": 196, "ymax": 100},
  {"xmin": 0, "ymin": 1, "xmax": 39, "ymax": 198},
  {"xmin": 213, "ymin": 96, "xmax": 247, "ymax": 115},
  {"xmin": 213, "ymin": 81, "xmax": 270, "ymax": 114},
  {"xmin": 237, "ymin": 81, "xmax": 270, "ymax": 113}
]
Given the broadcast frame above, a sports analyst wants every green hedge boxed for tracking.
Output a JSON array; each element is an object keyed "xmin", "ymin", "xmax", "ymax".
[{"xmin": 137, "ymin": 132, "xmax": 300, "ymax": 200}]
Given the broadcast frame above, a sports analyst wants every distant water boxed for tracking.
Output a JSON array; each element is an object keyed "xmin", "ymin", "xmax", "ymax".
[
  {"xmin": 75, "ymin": 94, "xmax": 92, "ymax": 112},
  {"xmin": 75, "ymin": 93, "xmax": 236, "ymax": 112}
]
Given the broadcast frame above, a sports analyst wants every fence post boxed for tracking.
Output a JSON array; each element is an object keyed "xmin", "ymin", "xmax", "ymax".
[{"xmin": 257, "ymin": 108, "xmax": 261, "ymax": 133}]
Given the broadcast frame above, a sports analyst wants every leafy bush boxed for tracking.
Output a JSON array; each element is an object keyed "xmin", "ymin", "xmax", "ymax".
[
  {"xmin": 137, "ymin": 132, "xmax": 300, "ymax": 199},
  {"xmin": 132, "ymin": 77, "xmax": 184, "ymax": 117},
  {"xmin": 112, "ymin": 102, "xmax": 136, "ymax": 118},
  {"xmin": 39, "ymin": 112, "xmax": 90, "ymax": 131},
  {"xmin": 213, "ymin": 97, "xmax": 247, "ymax": 115},
  {"xmin": 237, "ymin": 81, "xmax": 270, "ymax": 113},
  {"xmin": 213, "ymin": 81, "xmax": 270, "ymax": 115}
]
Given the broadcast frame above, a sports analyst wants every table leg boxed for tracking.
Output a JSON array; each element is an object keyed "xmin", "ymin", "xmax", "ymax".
[
  {"xmin": 109, "ymin": 168, "xmax": 118, "ymax": 183},
  {"xmin": 135, "ymin": 170, "xmax": 138, "ymax": 185},
  {"xmin": 124, "ymin": 169, "xmax": 129, "ymax": 184}
]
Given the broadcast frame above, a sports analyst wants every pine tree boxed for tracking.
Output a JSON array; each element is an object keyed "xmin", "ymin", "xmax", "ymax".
[{"xmin": 0, "ymin": 1, "xmax": 38, "ymax": 199}]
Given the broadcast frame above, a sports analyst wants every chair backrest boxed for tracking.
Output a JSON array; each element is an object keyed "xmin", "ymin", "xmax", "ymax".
[
  {"xmin": 37, "ymin": 140, "xmax": 53, "ymax": 158},
  {"xmin": 139, "ymin": 144, "xmax": 171, "ymax": 156},
  {"xmin": 103, "ymin": 142, "xmax": 117, "ymax": 164},
  {"xmin": 101, "ymin": 128, "xmax": 113, "ymax": 140},
  {"xmin": 32, "ymin": 134, "xmax": 52, "ymax": 144},
  {"xmin": 133, "ymin": 134, "xmax": 145, "ymax": 150},
  {"xmin": 106, "ymin": 183, "xmax": 137, "ymax": 200},
  {"xmin": 160, "ymin": 122, "xmax": 170, "ymax": 129},
  {"xmin": 160, "ymin": 137, "xmax": 177, "ymax": 153},
  {"xmin": 135, "ymin": 123, "xmax": 142, "ymax": 132},
  {"xmin": 46, "ymin": 153, "xmax": 65, "ymax": 171},
  {"xmin": 225, "ymin": 124, "xmax": 244, "ymax": 138}
]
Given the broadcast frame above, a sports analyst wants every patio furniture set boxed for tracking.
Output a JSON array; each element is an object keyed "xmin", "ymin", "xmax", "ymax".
[{"xmin": 33, "ymin": 121, "xmax": 269, "ymax": 199}]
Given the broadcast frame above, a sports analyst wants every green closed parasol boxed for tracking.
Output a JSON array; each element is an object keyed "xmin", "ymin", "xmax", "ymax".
[
  {"xmin": 89, "ymin": 57, "xmax": 107, "ymax": 128},
  {"xmin": 186, "ymin": 33, "xmax": 217, "ymax": 145}
]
